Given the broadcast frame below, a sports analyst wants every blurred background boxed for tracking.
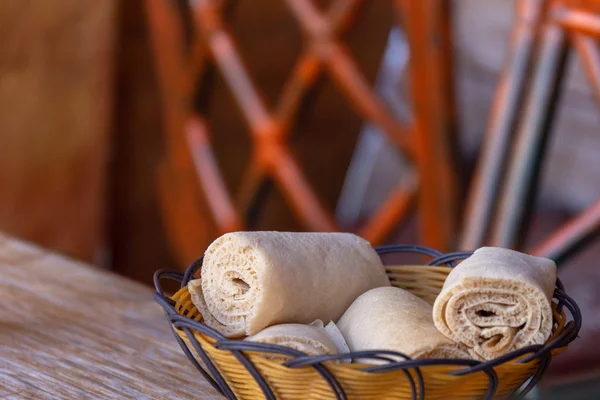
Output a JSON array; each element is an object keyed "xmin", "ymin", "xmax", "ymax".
[{"xmin": 1, "ymin": 0, "xmax": 599, "ymax": 396}]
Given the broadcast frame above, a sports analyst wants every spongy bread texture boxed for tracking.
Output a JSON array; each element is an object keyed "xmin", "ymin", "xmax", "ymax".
[
  {"xmin": 432, "ymin": 247, "xmax": 556, "ymax": 360},
  {"xmin": 245, "ymin": 323, "xmax": 338, "ymax": 356},
  {"xmin": 337, "ymin": 287, "xmax": 470, "ymax": 361},
  {"xmin": 189, "ymin": 231, "xmax": 390, "ymax": 337}
]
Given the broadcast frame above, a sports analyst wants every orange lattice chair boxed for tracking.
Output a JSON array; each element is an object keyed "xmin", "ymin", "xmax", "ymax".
[{"xmin": 146, "ymin": 0, "xmax": 459, "ymax": 265}]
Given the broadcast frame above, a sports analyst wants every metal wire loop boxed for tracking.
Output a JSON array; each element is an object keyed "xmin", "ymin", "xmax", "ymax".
[
  {"xmin": 375, "ymin": 244, "xmax": 444, "ymax": 258},
  {"xmin": 426, "ymin": 251, "xmax": 474, "ymax": 266},
  {"xmin": 182, "ymin": 256, "xmax": 204, "ymax": 288}
]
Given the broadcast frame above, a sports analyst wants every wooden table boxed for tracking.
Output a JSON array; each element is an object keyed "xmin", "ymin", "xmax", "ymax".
[{"xmin": 0, "ymin": 234, "xmax": 220, "ymax": 399}]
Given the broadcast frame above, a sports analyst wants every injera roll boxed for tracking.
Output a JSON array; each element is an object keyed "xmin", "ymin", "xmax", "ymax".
[
  {"xmin": 188, "ymin": 231, "xmax": 390, "ymax": 337},
  {"xmin": 337, "ymin": 287, "xmax": 470, "ymax": 360},
  {"xmin": 245, "ymin": 323, "xmax": 338, "ymax": 357},
  {"xmin": 432, "ymin": 247, "xmax": 557, "ymax": 361}
]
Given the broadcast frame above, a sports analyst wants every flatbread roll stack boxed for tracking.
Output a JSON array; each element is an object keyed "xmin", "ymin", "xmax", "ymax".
[
  {"xmin": 188, "ymin": 231, "xmax": 390, "ymax": 338},
  {"xmin": 432, "ymin": 247, "xmax": 557, "ymax": 361},
  {"xmin": 337, "ymin": 287, "xmax": 470, "ymax": 360}
]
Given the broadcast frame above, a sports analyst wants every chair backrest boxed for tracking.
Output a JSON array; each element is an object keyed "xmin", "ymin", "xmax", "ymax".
[
  {"xmin": 461, "ymin": 0, "xmax": 600, "ymax": 262},
  {"xmin": 147, "ymin": 0, "xmax": 600, "ymax": 266},
  {"xmin": 146, "ymin": 0, "xmax": 459, "ymax": 264}
]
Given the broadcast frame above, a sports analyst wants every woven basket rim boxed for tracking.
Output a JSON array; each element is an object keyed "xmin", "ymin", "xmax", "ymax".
[{"xmin": 153, "ymin": 244, "xmax": 582, "ymax": 400}]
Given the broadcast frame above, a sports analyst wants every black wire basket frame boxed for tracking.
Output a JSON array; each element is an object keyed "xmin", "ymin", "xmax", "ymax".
[{"xmin": 153, "ymin": 244, "xmax": 582, "ymax": 400}]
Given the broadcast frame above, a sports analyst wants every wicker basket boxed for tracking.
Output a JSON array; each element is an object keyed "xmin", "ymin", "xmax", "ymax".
[{"xmin": 153, "ymin": 245, "xmax": 581, "ymax": 400}]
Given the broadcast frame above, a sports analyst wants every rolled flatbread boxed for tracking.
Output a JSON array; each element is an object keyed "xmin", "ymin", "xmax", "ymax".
[
  {"xmin": 337, "ymin": 287, "xmax": 470, "ymax": 361},
  {"xmin": 245, "ymin": 323, "xmax": 338, "ymax": 358},
  {"xmin": 432, "ymin": 247, "xmax": 556, "ymax": 361},
  {"xmin": 188, "ymin": 231, "xmax": 390, "ymax": 337}
]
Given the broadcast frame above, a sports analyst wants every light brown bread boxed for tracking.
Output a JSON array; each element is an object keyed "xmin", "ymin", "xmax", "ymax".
[
  {"xmin": 337, "ymin": 287, "xmax": 470, "ymax": 361},
  {"xmin": 432, "ymin": 247, "xmax": 556, "ymax": 360},
  {"xmin": 245, "ymin": 323, "xmax": 338, "ymax": 357},
  {"xmin": 188, "ymin": 231, "xmax": 390, "ymax": 337}
]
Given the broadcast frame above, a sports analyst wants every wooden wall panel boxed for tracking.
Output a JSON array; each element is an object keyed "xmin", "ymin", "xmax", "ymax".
[
  {"xmin": 108, "ymin": 0, "xmax": 179, "ymax": 283},
  {"xmin": 0, "ymin": 0, "xmax": 116, "ymax": 262}
]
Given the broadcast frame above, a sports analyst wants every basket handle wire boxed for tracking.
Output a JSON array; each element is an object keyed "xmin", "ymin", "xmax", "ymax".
[
  {"xmin": 153, "ymin": 269, "xmax": 183, "ymax": 297},
  {"xmin": 182, "ymin": 256, "xmax": 204, "ymax": 288},
  {"xmin": 375, "ymin": 244, "xmax": 444, "ymax": 258},
  {"xmin": 426, "ymin": 251, "xmax": 474, "ymax": 266},
  {"xmin": 375, "ymin": 245, "xmax": 473, "ymax": 267}
]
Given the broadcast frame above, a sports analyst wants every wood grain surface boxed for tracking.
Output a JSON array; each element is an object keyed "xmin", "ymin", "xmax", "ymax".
[{"xmin": 0, "ymin": 234, "xmax": 219, "ymax": 400}]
